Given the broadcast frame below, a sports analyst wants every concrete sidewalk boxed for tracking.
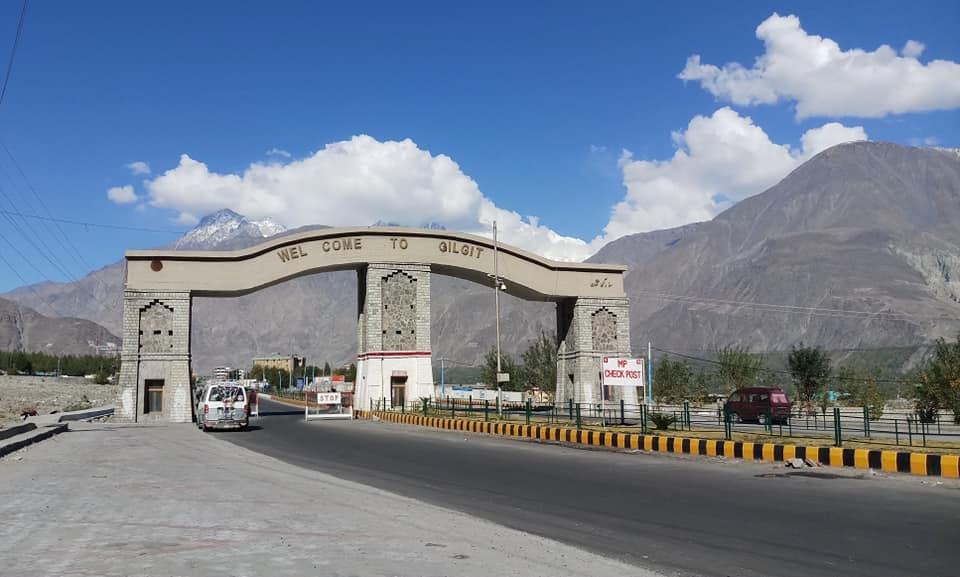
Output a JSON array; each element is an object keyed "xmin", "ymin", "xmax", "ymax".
[{"xmin": 0, "ymin": 422, "xmax": 656, "ymax": 577}]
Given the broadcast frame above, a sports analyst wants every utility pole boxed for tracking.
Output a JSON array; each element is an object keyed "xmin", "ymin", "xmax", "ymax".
[{"xmin": 494, "ymin": 221, "xmax": 503, "ymax": 415}]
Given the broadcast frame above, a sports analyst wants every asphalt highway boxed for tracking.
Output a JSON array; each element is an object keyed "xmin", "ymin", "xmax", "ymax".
[{"xmin": 221, "ymin": 398, "xmax": 960, "ymax": 577}]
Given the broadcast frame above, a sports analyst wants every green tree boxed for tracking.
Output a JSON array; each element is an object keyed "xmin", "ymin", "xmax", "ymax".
[
  {"xmin": 519, "ymin": 332, "xmax": 557, "ymax": 393},
  {"xmin": 834, "ymin": 364, "xmax": 886, "ymax": 419},
  {"xmin": 247, "ymin": 365, "xmax": 291, "ymax": 389},
  {"xmin": 323, "ymin": 362, "xmax": 332, "ymax": 376},
  {"xmin": 689, "ymin": 367, "xmax": 710, "ymax": 402},
  {"xmin": 916, "ymin": 335, "xmax": 960, "ymax": 424},
  {"xmin": 788, "ymin": 343, "xmax": 832, "ymax": 407},
  {"xmin": 653, "ymin": 356, "xmax": 691, "ymax": 404},
  {"xmin": 332, "ymin": 363, "xmax": 357, "ymax": 383},
  {"xmin": 479, "ymin": 348, "xmax": 520, "ymax": 391},
  {"xmin": 715, "ymin": 346, "xmax": 765, "ymax": 391}
]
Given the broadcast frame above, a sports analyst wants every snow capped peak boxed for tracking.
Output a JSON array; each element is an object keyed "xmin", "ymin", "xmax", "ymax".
[
  {"xmin": 250, "ymin": 217, "xmax": 286, "ymax": 237},
  {"xmin": 175, "ymin": 209, "xmax": 287, "ymax": 249}
]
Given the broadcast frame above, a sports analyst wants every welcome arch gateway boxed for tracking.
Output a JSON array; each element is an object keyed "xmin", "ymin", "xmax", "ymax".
[{"xmin": 116, "ymin": 227, "xmax": 635, "ymax": 422}]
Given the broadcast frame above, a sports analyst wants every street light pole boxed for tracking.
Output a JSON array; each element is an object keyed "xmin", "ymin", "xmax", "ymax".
[{"xmin": 493, "ymin": 220, "xmax": 503, "ymax": 416}]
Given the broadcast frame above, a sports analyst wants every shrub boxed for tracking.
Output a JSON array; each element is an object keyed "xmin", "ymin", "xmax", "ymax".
[{"xmin": 649, "ymin": 412, "xmax": 677, "ymax": 430}]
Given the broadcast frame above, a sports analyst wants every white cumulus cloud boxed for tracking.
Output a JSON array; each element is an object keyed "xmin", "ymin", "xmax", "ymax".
[
  {"xmin": 678, "ymin": 13, "xmax": 960, "ymax": 118},
  {"xmin": 144, "ymin": 135, "xmax": 593, "ymax": 261},
  {"xmin": 126, "ymin": 161, "xmax": 151, "ymax": 175},
  {"xmin": 602, "ymin": 107, "xmax": 866, "ymax": 240},
  {"xmin": 266, "ymin": 148, "xmax": 291, "ymax": 158},
  {"xmin": 107, "ymin": 185, "xmax": 138, "ymax": 204}
]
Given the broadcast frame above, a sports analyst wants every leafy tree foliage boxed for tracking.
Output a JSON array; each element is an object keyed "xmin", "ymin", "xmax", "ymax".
[
  {"xmin": 333, "ymin": 363, "xmax": 357, "ymax": 383},
  {"xmin": 0, "ymin": 350, "xmax": 118, "ymax": 378},
  {"xmin": 247, "ymin": 365, "xmax": 291, "ymax": 388},
  {"xmin": 518, "ymin": 332, "xmax": 557, "ymax": 393},
  {"xmin": 653, "ymin": 356, "xmax": 691, "ymax": 403},
  {"xmin": 834, "ymin": 364, "xmax": 886, "ymax": 419},
  {"xmin": 916, "ymin": 335, "xmax": 960, "ymax": 424},
  {"xmin": 480, "ymin": 349, "xmax": 521, "ymax": 391},
  {"xmin": 323, "ymin": 362, "xmax": 332, "ymax": 376},
  {"xmin": 715, "ymin": 346, "xmax": 765, "ymax": 391},
  {"xmin": 788, "ymin": 343, "xmax": 832, "ymax": 405}
]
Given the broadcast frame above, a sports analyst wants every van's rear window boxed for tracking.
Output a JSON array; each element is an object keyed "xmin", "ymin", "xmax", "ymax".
[
  {"xmin": 208, "ymin": 386, "xmax": 244, "ymax": 402},
  {"xmin": 771, "ymin": 393, "xmax": 788, "ymax": 403}
]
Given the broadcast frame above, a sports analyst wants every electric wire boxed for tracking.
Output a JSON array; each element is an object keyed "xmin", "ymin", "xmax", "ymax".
[
  {"xmin": 634, "ymin": 289, "xmax": 960, "ymax": 322},
  {"xmin": 0, "ymin": 0, "xmax": 28, "ymax": 107}
]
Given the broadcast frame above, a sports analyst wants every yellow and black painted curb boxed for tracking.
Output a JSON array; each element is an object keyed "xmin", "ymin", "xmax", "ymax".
[{"xmin": 354, "ymin": 410, "xmax": 960, "ymax": 478}]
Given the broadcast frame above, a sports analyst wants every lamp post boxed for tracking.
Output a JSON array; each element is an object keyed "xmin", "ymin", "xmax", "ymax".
[{"xmin": 492, "ymin": 221, "xmax": 506, "ymax": 415}]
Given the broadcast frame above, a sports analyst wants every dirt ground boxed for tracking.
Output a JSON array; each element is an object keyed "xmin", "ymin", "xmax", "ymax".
[{"xmin": 0, "ymin": 375, "xmax": 119, "ymax": 427}]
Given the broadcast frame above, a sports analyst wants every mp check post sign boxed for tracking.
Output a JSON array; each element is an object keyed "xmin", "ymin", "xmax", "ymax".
[{"xmin": 601, "ymin": 357, "xmax": 645, "ymax": 387}]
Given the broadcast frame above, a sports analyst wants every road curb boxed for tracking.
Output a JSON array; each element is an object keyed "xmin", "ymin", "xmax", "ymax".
[
  {"xmin": 355, "ymin": 410, "xmax": 960, "ymax": 478},
  {"xmin": 58, "ymin": 407, "xmax": 114, "ymax": 422},
  {"xmin": 0, "ymin": 423, "xmax": 69, "ymax": 458}
]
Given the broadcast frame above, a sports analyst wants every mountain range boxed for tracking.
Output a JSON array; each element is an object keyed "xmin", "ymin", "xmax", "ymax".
[{"xmin": 2, "ymin": 142, "xmax": 959, "ymax": 374}]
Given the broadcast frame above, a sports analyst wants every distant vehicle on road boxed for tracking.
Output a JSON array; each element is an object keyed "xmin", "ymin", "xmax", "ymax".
[
  {"xmin": 197, "ymin": 382, "xmax": 249, "ymax": 431},
  {"xmin": 725, "ymin": 387, "xmax": 792, "ymax": 425}
]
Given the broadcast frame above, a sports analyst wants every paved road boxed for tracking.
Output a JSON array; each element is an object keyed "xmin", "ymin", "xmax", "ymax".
[{"xmin": 223, "ymin": 399, "xmax": 960, "ymax": 577}]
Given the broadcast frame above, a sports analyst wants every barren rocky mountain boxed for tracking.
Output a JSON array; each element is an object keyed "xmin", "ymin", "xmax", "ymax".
[
  {"xmin": 591, "ymin": 142, "xmax": 960, "ymax": 356},
  {"xmin": 3, "ymin": 142, "xmax": 959, "ymax": 373},
  {"xmin": 0, "ymin": 297, "xmax": 119, "ymax": 356}
]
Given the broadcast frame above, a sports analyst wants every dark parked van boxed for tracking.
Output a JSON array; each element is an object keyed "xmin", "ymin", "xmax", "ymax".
[{"xmin": 725, "ymin": 387, "xmax": 791, "ymax": 424}]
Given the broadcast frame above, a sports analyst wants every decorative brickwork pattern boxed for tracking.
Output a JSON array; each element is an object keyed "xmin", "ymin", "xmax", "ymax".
[
  {"xmin": 381, "ymin": 271, "xmax": 417, "ymax": 351},
  {"xmin": 591, "ymin": 308, "xmax": 618, "ymax": 351},
  {"xmin": 139, "ymin": 300, "xmax": 175, "ymax": 353}
]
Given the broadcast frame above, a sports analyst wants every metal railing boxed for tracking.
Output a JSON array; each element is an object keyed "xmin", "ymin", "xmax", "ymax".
[{"xmin": 369, "ymin": 397, "xmax": 960, "ymax": 450}]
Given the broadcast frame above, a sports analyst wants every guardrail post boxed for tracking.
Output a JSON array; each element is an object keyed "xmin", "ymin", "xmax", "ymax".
[
  {"xmin": 683, "ymin": 401, "xmax": 690, "ymax": 431},
  {"xmin": 450, "ymin": 397, "xmax": 455, "ymax": 418},
  {"xmin": 895, "ymin": 419, "xmax": 899, "ymax": 445},
  {"xmin": 640, "ymin": 403, "xmax": 647, "ymax": 434},
  {"xmin": 863, "ymin": 406, "xmax": 870, "ymax": 438},
  {"xmin": 723, "ymin": 405, "xmax": 732, "ymax": 440},
  {"xmin": 922, "ymin": 421, "xmax": 927, "ymax": 447},
  {"xmin": 469, "ymin": 395, "xmax": 473, "ymax": 414},
  {"xmin": 568, "ymin": 398, "xmax": 573, "ymax": 420},
  {"xmin": 484, "ymin": 399, "xmax": 489, "ymax": 421},
  {"xmin": 833, "ymin": 407, "xmax": 842, "ymax": 447},
  {"xmin": 525, "ymin": 399, "xmax": 532, "ymax": 425},
  {"xmin": 620, "ymin": 399, "xmax": 625, "ymax": 425},
  {"xmin": 576, "ymin": 403, "xmax": 582, "ymax": 430},
  {"xmin": 422, "ymin": 397, "xmax": 428, "ymax": 416}
]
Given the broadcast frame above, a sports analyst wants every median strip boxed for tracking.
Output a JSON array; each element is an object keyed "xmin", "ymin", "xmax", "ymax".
[{"xmin": 355, "ymin": 410, "xmax": 960, "ymax": 478}]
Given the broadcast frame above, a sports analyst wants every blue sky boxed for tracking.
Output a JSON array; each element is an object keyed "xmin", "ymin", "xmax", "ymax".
[{"xmin": 0, "ymin": 0, "xmax": 957, "ymax": 293}]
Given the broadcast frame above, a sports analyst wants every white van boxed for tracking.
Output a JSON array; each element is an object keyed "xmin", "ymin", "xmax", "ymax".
[{"xmin": 197, "ymin": 383, "xmax": 249, "ymax": 431}]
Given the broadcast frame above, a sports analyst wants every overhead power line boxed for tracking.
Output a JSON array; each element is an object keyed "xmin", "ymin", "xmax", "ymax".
[
  {"xmin": 0, "ymin": 0, "xmax": 28, "ymax": 107},
  {"xmin": 0, "ymin": 207, "xmax": 186, "ymax": 234},
  {"xmin": 635, "ymin": 290, "xmax": 960, "ymax": 322}
]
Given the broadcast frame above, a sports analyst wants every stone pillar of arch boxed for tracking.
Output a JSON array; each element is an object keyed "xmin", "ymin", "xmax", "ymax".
[
  {"xmin": 116, "ymin": 290, "xmax": 193, "ymax": 423},
  {"xmin": 355, "ymin": 263, "xmax": 433, "ymax": 410},
  {"xmin": 556, "ymin": 297, "xmax": 636, "ymax": 407}
]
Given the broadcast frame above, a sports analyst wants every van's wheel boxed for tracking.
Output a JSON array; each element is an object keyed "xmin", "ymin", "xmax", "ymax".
[
  {"xmin": 730, "ymin": 412, "xmax": 740, "ymax": 423},
  {"xmin": 758, "ymin": 414, "xmax": 769, "ymax": 425}
]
